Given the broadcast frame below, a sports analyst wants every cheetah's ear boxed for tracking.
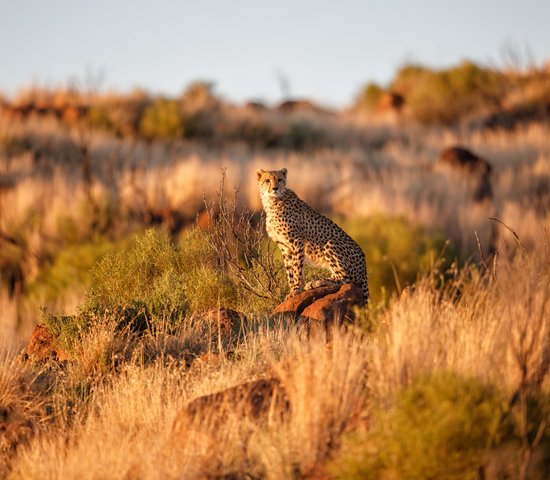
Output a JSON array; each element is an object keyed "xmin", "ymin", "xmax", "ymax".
[
  {"xmin": 256, "ymin": 169, "xmax": 265, "ymax": 180},
  {"xmin": 280, "ymin": 167, "xmax": 287, "ymax": 178}
]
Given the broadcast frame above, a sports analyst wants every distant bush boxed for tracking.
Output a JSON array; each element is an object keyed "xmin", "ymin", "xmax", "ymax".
[
  {"xmin": 27, "ymin": 238, "xmax": 116, "ymax": 302},
  {"xmin": 0, "ymin": 134, "xmax": 32, "ymax": 156},
  {"xmin": 342, "ymin": 215, "xmax": 457, "ymax": 303},
  {"xmin": 334, "ymin": 372, "xmax": 510, "ymax": 479},
  {"xmin": 107, "ymin": 93, "xmax": 150, "ymax": 137},
  {"xmin": 179, "ymin": 81, "xmax": 220, "ymax": 140},
  {"xmin": 392, "ymin": 61, "xmax": 506, "ymax": 124},
  {"xmin": 286, "ymin": 121, "xmax": 328, "ymax": 150},
  {"xmin": 357, "ymin": 82, "xmax": 385, "ymax": 111},
  {"xmin": 181, "ymin": 81, "xmax": 217, "ymax": 108},
  {"xmin": 139, "ymin": 98, "xmax": 184, "ymax": 140},
  {"xmin": 86, "ymin": 105, "xmax": 113, "ymax": 131},
  {"xmin": 391, "ymin": 64, "xmax": 432, "ymax": 96}
]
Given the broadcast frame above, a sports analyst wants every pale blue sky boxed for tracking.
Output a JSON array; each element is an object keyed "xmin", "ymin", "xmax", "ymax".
[{"xmin": 1, "ymin": 0, "xmax": 549, "ymax": 106}]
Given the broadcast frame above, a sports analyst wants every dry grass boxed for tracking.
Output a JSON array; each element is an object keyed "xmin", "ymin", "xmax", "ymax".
[
  {"xmin": 0, "ymin": 238, "xmax": 547, "ymax": 478},
  {"xmin": 7, "ymin": 327, "xmax": 370, "ymax": 480}
]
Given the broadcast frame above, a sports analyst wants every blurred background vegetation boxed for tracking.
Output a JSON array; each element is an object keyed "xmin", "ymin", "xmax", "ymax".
[{"xmin": 2, "ymin": 59, "xmax": 550, "ymax": 339}]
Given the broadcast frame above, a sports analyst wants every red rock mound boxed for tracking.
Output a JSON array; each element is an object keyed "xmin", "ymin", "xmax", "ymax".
[
  {"xmin": 272, "ymin": 283, "xmax": 365, "ymax": 334},
  {"xmin": 170, "ymin": 377, "xmax": 289, "ymax": 441},
  {"xmin": 190, "ymin": 308, "xmax": 247, "ymax": 353},
  {"xmin": 25, "ymin": 324, "xmax": 71, "ymax": 363},
  {"xmin": 0, "ymin": 406, "xmax": 35, "ymax": 476}
]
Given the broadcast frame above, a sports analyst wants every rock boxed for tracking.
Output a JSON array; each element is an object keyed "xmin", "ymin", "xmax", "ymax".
[
  {"xmin": 272, "ymin": 284, "xmax": 341, "ymax": 319},
  {"xmin": 0, "ymin": 406, "xmax": 35, "ymax": 477},
  {"xmin": 25, "ymin": 324, "xmax": 71, "ymax": 363},
  {"xmin": 190, "ymin": 308, "xmax": 247, "ymax": 353},
  {"xmin": 272, "ymin": 283, "xmax": 365, "ymax": 334},
  {"xmin": 166, "ymin": 378, "xmax": 289, "ymax": 478},
  {"xmin": 202, "ymin": 308, "xmax": 244, "ymax": 336},
  {"xmin": 436, "ymin": 146, "xmax": 493, "ymax": 201},
  {"xmin": 300, "ymin": 284, "xmax": 365, "ymax": 328},
  {"xmin": 171, "ymin": 378, "xmax": 289, "ymax": 435}
]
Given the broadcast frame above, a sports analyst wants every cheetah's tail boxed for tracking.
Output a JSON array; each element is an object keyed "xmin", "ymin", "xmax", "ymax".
[{"xmin": 361, "ymin": 280, "xmax": 369, "ymax": 303}]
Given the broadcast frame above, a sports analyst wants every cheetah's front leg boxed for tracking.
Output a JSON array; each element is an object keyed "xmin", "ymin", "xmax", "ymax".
[
  {"xmin": 304, "ymin": 242, "xmax": 350, "ymax": 291},
  {"xmin": 280, "ymin": 239, "xmax": 305, "ymax": 299}
]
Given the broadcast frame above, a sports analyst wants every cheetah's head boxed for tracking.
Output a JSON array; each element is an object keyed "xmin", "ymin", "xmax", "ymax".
[{"xmin": 256, "ymin": 168, "xmax": 287, "ymax": 199}]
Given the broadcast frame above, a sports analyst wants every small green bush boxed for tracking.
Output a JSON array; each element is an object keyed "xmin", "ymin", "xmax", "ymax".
[
  {"xmin": 178, "ymin": 228, "xmax": 241, "ymax": 313},
  {"xmin": 41, "ymin": 309, "xmax": 91, "ymax": 352},
  {"xmin": 27, "ymin": 238, "xmax": 116, "ymax": 302},
  {"xmin": 334, "ymin": 372, "xmax": 510, "ymax": 479},
  {"xmin": 358, "ymin": 82, "xmax": 385, "ymax": 111},
  {"xmin": 0, "ymin": 134, "xmax": 32, "ymax": 156},
  {"xmin": 395, "ymin": 61, "xmax": 506, "ymax": 124},
  {"xmin": 391, "ymin": 64, "xmax": 431, "ymax": 96},
  {"xmin": 139, "ymin": 98, "xmax": 184, "ymax": 140},
  {"xmin": 286, "ymin": 121, "xmax": 327, "ymax": 150},
  {"xmin": 42, "ymin": 228, "xmax": 241, "ymax": 346},
  {"xmin": 86, "ymin": 105, "xmax": 113, "ymax": 131}
]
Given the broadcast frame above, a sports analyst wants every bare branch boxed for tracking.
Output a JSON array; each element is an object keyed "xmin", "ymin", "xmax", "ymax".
[{"xmin": 202, "ymin": 170, "xmax": 284, "ymax": 303}]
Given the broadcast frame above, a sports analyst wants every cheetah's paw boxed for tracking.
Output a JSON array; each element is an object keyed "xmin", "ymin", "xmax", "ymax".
[
  {"xmin": 284, "ymin": 290, "xmax": 302, "ymax": 300},
  {"xmin": 304, "ymin": 279, "xmax": 340, "ymax": 290}
]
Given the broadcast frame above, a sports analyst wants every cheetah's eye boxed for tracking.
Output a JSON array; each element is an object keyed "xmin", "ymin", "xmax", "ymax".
[{"xmin": 263, "ymin": 180, "xmax": 269, "ymax": 186}]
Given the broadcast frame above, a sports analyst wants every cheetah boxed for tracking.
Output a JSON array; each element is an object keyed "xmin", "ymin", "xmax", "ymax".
[{"xmin": 256, "ymin": 167, "xmax": 369, "ymax": 301}]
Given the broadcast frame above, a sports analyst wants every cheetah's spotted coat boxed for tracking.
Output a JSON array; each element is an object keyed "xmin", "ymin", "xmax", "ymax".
[{"xmin": 256, "ymin": 168, "xmax": 369, "ymax": 301}]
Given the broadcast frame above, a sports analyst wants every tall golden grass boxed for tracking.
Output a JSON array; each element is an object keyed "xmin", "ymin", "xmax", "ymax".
[{"xmin": 1, "ymin": 235, "xmax": 547, "ymax": 478}]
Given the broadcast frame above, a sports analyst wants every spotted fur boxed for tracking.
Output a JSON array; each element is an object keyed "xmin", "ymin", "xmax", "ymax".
[{"xmin": 256, "ymin": 167, "xmax": 369, "ymax": 301}]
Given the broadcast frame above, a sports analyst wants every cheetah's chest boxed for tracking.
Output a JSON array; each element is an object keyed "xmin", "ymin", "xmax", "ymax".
[{"xmin": 266, "ymin": 215, "xmax": 290, "ymax": 246}]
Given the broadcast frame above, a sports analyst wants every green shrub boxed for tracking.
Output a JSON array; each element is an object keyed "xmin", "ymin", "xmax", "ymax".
[
  {"xmin": 177, "ymin": 228, "xmax": 241, "ymax": 313},
  {"xmin": 27, "ymin": 238, "xmax": 116, "ymax": 302},
  {"xmin": 358, "ymin": 82, "xmax": 385, "ymax": 110},
  {"xmin": 86, "ymin": 105, "xmax": 113, "ymax": 131},
  {"xmin": 287, "ymin": 121, "xmax": 327, "ymax": 150},
  {"xmin": 341, "ymin": 215, "xmax": 457, "ymax": 304},
  {"xmin": 41, "ymin": 228, "xmax": 241, "ymax": 349},
  {"xmin": 0, "ymin": 134, "xmax": 32, "ymax": 156},
  {"xmin": 139, "ymin": 98, "xmax": 183, "ymax": 140},
  {"xmin": 397, "ymin": 61, "xmax": 506, "ymax": 124},
  {"xmin": 41, "ymin": 309, "xmax": 91, "ymax": 352},
  {"xmin": 88, "ymin": 229, "xmax": 213, "ymax": 324},
  {"xmin": 334, "ymin": 372, "xmax": 510, "ymax": 479},
  {"xmin": 391, "ymin": 64, "xmax": 431, "ymax": 95}
]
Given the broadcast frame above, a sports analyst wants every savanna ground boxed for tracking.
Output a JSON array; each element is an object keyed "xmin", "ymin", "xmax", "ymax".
[{"xmin": 1, "ymin": 61, "xmax": 550, "ymax": 479}]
